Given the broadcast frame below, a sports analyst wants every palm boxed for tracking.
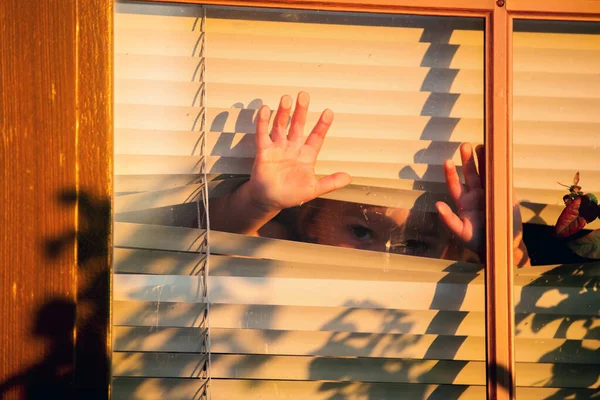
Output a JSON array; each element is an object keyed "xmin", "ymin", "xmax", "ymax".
[
  {"xmin": 436, "ymin": 143, "xmax": 485, "ymax": 255},
  {"xmin": 453, "ymin": 185, "xmax": 485, "ymax": 251},
  {"xmin": 251, "ymin": 145, "xmax": 321, "ymax": 209},
  {"xmin": 247, "ymin": 92, "xmax": 351, "ymax": 212}
]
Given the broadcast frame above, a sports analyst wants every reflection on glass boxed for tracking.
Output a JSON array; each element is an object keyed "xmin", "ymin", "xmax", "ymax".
[{"xmin": 513, "ymin": 19, "xmax": 599, "ymax": 398}]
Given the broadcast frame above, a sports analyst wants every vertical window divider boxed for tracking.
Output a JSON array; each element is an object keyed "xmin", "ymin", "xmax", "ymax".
[{"xmin": 485, "ymin": 4, "xmax": 515, "ymax": 400}]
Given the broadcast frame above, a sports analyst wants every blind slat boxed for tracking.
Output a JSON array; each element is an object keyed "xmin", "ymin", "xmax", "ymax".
[
  {"xmin": 116, "ymin": 251, "xmax": 478, "ymax": 282},
  {"xmin": 114, "ymin": 222, "xmax": 481, "ymax": 274},
  {"xmin": 117, "ymin": 79, "xmax": 600, "ymax": 123},
  {"xmin": 114, "ymin": 174, "xmax": 245, "ymax": 194},
  {"xmin": 115, "ymin": 328, "xmax": 486, "ymax": 361},
  {"xmin": 114, "ymin": 179, "xmax": 245, "ymax": 214},
  {"xmin": 116, "ymin": 30, "xmax": 600, "ymax": 74},
  {"xmin": 115, "ymin": 154, "xmax": 452, "ymax": 180},
  {"xmin": 117, "ymin": 31, "xmax": 482, "ymax": 69},
  {"xmin": 112, "ymin": 377, "xmax": 600, "ymax": 400},
  {"xmin": 113, "ymin": 156, "xmax": 600, "ymax": 227},
  {"xmin": 115, "ymin": 274, "xmax": 484, "ymax": 311},
  {"xmin": 115, "ymin": 174, "xmax": 204, "ymax": 194},
  {"xmin": 116, "ymin": 13, "xmax": 477, "ymax": 44},
  {"xmin": 116, "ymin": 106, "xmax": 483, "ymax": 141},
  {"xmin": 113, "ymin": 301, "xmax": 598, "ymax": 340},
  {"xmin": 115, "ymin": 130, "xmax": 600, "ymax": 190},
  {"xmin": 115, "ymin": 156, "xmax": 600, "ymax": 188},
  {"xmin": 114, "ymin": 183, "xmax": 204, "ymax": 214},
  {"xmin": 116, "ymin": 81, "xmax": 484, "ymax": 119},
  {"xmin": 116, "ymin": 129, "xmax": 467, "ymax": 165},
  {"xmin": 112, "ymin": 378, "xmax": 486, "ymax": 400},
  {"xmin": 113, "ymin": 327, "xmax": 599, "ymax": 364},
  {"xmin": 114, "ymin": 353, "xmax": 486, "ymax": 384},
  {"xmin": 116, "ymin": 13, "xmax": 600, "ymax": 50},
  {"xmin": 115, "ymin": 274, "xmax": 206, "ymax": 303},
  {"xmin": 117, "ymin": 56, "xmax": 483, "ymax": 94},
  {"xmin": 109, "ymin": 352, "xmax": 476, "ymax": 381},
  {"xmin": 114, "ymin": 301, "xmax": 485, "ymax": 336},
  {"xmin": 113, "ymin": 223, "xmax": 598, "ymax": 285},
  {"xmin": 115, "ymin": 105, "xmax": 600, "ymax": 147},
  {"xmin": 116, "ymin": 55, "xmax": 600, "ymax": 100},
  {"xmin": 113, "ymin": 274, "xmax": 594, "ymax": 315}
]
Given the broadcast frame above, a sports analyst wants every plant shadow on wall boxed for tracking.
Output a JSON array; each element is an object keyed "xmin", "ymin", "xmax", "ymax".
[{"xmin": 0, "ymin": 190, "xmax": 110, "ymax": 399}]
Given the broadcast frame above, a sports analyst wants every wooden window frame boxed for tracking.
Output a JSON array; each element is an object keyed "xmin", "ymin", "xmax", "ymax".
[{"xmin": 1, "ymin": 0, "xmax": 598, "ymax": 399}]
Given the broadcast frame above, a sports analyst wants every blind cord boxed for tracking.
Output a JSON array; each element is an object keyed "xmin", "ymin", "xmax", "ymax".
[{"xmin": 195, "ymin": 6, "xmax": 212, "ymax": 400}]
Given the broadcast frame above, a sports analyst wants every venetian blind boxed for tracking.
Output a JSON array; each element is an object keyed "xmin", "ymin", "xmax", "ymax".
[
  {"xmin": 111, "ymin": 2, "xmax": 599, "ymax": 399},
  {"xmin": 512, "ymin": 19, "xmax": 600, "ymax": 399}
]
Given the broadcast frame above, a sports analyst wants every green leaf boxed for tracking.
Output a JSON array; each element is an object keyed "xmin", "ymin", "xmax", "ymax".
[
  {"xmin": 581, "ymin": 194, "xmax": 599, "ymax": 223},
  {"xmin": 568, "ymin": 230, "xmax": 600, "ymax": 259}
]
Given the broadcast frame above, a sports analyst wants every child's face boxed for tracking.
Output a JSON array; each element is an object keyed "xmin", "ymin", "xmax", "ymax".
[{"xmin": 300, "ymin": 199, "xmax": 453, "ymax": 259}]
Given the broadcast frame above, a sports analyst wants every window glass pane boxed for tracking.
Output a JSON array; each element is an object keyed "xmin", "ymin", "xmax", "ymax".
[
  {"xmin": 113, "ymin": 2, "xmax": 211, "ymax": 399},
  {"xmin": 113, "ymin": 2, "xmax": 486, "ymax": 398},
  {"xmin": 512, "ymin": 19, "xmax": 600, "ymax": 399}
]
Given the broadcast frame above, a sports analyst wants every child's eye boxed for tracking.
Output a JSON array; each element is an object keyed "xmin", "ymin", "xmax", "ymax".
[
  {"xmin": 350, "ymin": 225, "xmax": 373, "ymax": 240},
  {"xmin": 390, "ymin": 239, "xmax": 429, "ymax": 254}
]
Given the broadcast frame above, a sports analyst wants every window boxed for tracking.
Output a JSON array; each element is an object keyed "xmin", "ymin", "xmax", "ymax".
[
  {"xmin": 512, "ymin": 19, "xmax": 600, "ymax": 398},
  {"xmin": 112, "ymin": 2, "xmax": 490, "ymax": 398},
  {"xmin": 3, "ymin": 1, "xmax": 598, "ymax": 400}
]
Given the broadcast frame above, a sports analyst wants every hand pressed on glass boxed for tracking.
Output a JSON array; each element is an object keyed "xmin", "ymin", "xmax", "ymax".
[
  {"xmin": 248, "ymin": 92, "xmax": 351, "ymax": 213},
  {"xmin": 208, "ymin": 92, "xmax": 350, "ymax": 239},
  {"xmin": 209, "ymin": 92, "xmax": 529, "ymax": 265},
  {"xmin": 436, "ymin": 143, "xmax": 485, "ymax": 259}
]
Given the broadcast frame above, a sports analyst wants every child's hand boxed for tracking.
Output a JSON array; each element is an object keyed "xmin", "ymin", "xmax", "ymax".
[
  {"xmin": 435, "ymin": 143, "xmax": 530, "ymax": 266},
  {"xmin": 435, "ymin": 143, "xmax": 485, "ymax": 256},
  {"xmin": 248, "ymin": 92, "xmax": 352, "ymax": 213}
]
